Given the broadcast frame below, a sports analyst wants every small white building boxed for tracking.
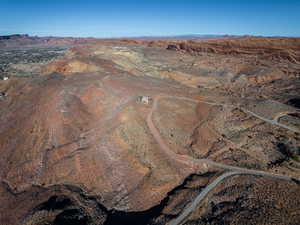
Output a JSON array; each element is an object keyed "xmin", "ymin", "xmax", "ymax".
[
  {"xmin": 1, "ymin": 76, "xmax": 9, "ymax": 81},
  {"xmin": 137, "ymin": 96, "xmax": 152, "ymax": 104}
]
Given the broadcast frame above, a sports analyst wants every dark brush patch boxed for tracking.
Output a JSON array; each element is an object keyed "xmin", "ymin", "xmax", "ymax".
[{"xmin": 286, "ymin": 98, "xmax": 300, "ymax": 109}]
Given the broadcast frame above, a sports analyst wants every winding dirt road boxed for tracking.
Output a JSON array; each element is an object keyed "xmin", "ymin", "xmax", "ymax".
[
  {"xmin": 146, "ymin": 95, "xmax": 300, "ymax": 225},
  {"xmin": 168, "ymin": 171, "xmax": 242, "ymax": 225}
]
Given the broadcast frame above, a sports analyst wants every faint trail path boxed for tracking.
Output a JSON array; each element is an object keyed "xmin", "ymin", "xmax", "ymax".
[
  {"xmin": 146, "ymin": 96, "xmax": 201, "ymax": 171},
  {"xmin": 146, "ymin": 95, "xmax": 300, "ymax": 225},
  {"xmin": 148, "ymin": 95, "xmax": 298, "ymax": 181},
  {"xmin": 241, "ymin": 108, "xmax": 299, "ymax": 133},
  {"xmin": 165, "ymin": 95, "xmax": 299, "ymax": 133}
]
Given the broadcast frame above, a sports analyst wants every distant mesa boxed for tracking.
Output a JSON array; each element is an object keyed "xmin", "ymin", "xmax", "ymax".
[{"xmin": 0, "ymin": 34, "xmax": 29, "ymax": 40}]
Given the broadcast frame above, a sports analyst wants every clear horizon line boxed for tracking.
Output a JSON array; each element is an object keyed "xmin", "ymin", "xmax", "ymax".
[{"xmin": 0, "ymin": 32, "xmax": 299, "ymax": 39}]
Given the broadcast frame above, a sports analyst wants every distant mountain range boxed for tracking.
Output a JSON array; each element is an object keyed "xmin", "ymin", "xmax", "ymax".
[
  {"xmin": 0, "ymin": 34, "xmax": 30, "ymax": 40},
  {"xmin": 126, "ymin": 34, "xmax": 250, "ymax": 40},
  {"xmin": 0, "ymin": 34, "xmax": 246, "ymax": 40},
  {"xmin": 0, "ymin": 34, "xmax": 298, "ymax": 43}
]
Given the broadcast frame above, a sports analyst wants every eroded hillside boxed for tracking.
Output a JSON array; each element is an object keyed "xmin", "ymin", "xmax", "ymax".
[{"xmin": 0, "ymin": 36, "xmax": 299, "ymax": 225}]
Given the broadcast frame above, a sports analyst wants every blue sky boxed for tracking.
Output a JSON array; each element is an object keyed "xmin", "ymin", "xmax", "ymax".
[{"xmin": 0, "ymin": 0, "xmax": 299, "ymax": 37}]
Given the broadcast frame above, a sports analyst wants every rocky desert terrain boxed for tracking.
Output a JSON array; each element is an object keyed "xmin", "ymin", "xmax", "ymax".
[{"xmin": 0, "ymin": 35, "xmax": 299, "ymax": 225}]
